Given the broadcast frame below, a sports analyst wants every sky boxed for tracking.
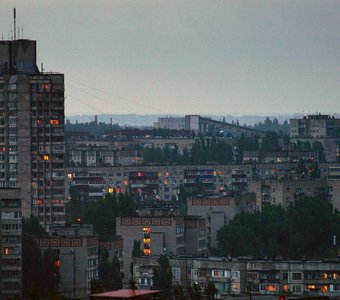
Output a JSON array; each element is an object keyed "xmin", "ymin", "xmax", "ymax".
[{"xmin": 1, "ymin": 0, "xmax": 340, "ymax": 117}]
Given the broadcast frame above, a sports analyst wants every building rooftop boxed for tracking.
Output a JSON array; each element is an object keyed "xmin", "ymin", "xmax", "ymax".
[{"xmin": 91, "ymin": 289, "xmax": 160, "ymax": 299}]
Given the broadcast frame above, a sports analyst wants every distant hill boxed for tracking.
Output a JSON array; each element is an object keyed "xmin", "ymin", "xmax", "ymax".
[{"xmin": 65, "ymin": 113, "xmax": 340, "ymax": 128}]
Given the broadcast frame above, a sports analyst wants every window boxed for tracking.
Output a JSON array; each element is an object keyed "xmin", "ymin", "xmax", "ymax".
[{"xmin": 292, "ymin": 272, "xmax": 302, "ymax": 280}]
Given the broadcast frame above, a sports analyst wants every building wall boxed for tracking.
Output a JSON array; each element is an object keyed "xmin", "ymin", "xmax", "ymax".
[
  {"xmin": 133, "ymin": 257, "xmax": 340, "ymax": 298},
  {"xmin": 250, "ymin": 178, "xmax": 329, "ymax": 209},
  {"xmin": 0, "ymin": 188, "xmax": 22, "ymax": 300},
  {"xmin": 116, "ymin": 216, "xmax": 184, "ymax": 282},
  {"xmin": 0, "ymin": 39, "xmax": 65, "ymax": 228},
  {"xmin": 35, "ymin": 225, "xmax": 98, "ymax": 298}
]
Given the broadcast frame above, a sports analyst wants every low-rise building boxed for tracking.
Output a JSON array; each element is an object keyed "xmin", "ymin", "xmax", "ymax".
[
  {"xmin": 249, "ymin": 178, "xmax": 329, "ymax": 209},
  {"xmin": 35, "ymin": 224, "xmax": 98, "ymax": 299},
  {"xmin": 133, "ymin": 257, "xmax": 340, "ymax": 299}
]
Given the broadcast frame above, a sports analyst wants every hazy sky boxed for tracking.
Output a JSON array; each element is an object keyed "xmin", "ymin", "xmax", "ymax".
[{"xmin": 1, "ymin": 1, "xmax": 340, "ymax": 117}]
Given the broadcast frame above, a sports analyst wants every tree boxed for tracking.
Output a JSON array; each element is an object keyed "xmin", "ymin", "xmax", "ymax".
[
  {"xmin": 173, "ymin": 283, "xmax": 185, "ymax": 300},
  {"xmin": 22, "ymin": 216, "xmax": 59, "ymax": 299},
  {"xmin": 153, "ymin": 255, "xmax": 173, "ymax": 300},
  {"xmin": 204, "ymin": 281, "xmax": 218, "ymax": 300},
  {"xmin": 188, "ymin": 283, "xmax": 202, "ymax": 300},
  {"xmin": 132, "ymin": 240, "xmax": 143, "ymax": 258},
  {"xmin": 112, "ymin": 255, "xmax": 124, "ymax": 290},
  {"xmin": 296, "ymin": 158, "xmax": 307, "ymax": 176},
  {"xmin": 98, "ymin": 249, "xmax": 113, "ymax": 290},
  {"xmin": 90, "ymin": 278, "xmax": 104, "ymax": 294},
  {"xmin": 217, "ymin": 197, "xmax": 340, "ymax": 259}
]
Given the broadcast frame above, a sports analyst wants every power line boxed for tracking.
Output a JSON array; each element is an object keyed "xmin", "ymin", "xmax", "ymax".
[
  {"xmin": 65, "ymin": 95, "xmax": 130, "ymax": 127},
  {"xmin": 68, "ymin": 78, "xmax": 170, "ymax": 115}
]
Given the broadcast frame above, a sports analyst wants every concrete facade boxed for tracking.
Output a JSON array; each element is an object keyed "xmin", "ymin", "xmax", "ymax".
[
  {"xmin": 0, "ymin": 39, "xmax": 65, "ymax": 227},
  {"xmin": 35, "ymin": 224, "xmax": 98, "ymax": 299},
  {"xmin": 0, "ymin": 188, "xmax": 22, "ymax": 300},
  {"xmin": 249, "ymin": 178, "xmax": 329, "ymax": 209},
  {"xmin": 133, "ymin": 256, "xmax": 340, "ymax": 299}
]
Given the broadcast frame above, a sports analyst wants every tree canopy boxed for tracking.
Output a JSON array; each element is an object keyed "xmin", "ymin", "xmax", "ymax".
[
  {"xmin": 217, "ymin": 196, "xmax": 340, "ymax": 259},
  {"xmin": 65, "ymin": 191, "xmax": 136, "ymax": 235},
  {"xmin": 152, "ymin": 255, "xmax": 173, "ymax": 300}
]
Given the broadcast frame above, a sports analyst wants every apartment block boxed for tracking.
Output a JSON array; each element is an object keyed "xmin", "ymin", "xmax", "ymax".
[
  {"xmin": 0, "ymin": 188, "xmax": 22, "ymax": 300},
  {"xmin": 35, "ymin": 224, "xmax": 98, "ymax": 298},
  {"xmin": 133, "ymin": 256, "xmax": 340, "ymax": 299},
  {"xmin": 290, "ymin": 114, "xmax": 340, "ymax": 139},
  {"xmin": 0, "ymin": 39, "xmax": 65, "ymax": 227},
  {"xmin": 249, "ymin": 178, "xmax": 329, "ymax": 209},
  {"xmin": 187, "ymin": 194, "xmax": 238, "ymax": 249}
]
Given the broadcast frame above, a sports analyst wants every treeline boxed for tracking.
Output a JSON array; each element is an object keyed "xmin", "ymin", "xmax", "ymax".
[
  {"xmin": 217, "ymin": 196, "xmax": 340, "ymax": 259},
  {"xmin": 143, "ymin": 137, "xmax": 233, "ymax": 165},
  {"xmin": 253, "ymin": 117, "xmax": 290, "ymax": 135},
  {"xmin": 66, "ymin": 189, "xmax": 136, "ymax": 235},
  {"xmin": 65, "ymin": 121, "xmax": 123, "ymax": 137}
]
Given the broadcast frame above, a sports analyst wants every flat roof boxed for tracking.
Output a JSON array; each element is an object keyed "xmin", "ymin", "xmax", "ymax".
[{"xmin": 91, "ymin": 289, "xmax": 160, "ymax": 299}]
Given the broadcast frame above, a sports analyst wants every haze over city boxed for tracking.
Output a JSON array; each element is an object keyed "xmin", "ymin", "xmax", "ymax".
[{"xmin": 1, "ymin": 0, "xmax": 339, "ymax": 117}]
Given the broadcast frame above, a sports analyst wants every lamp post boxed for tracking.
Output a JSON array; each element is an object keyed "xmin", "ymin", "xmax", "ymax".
[
  {"xmin": 70, "ymin": 249, "xmax": 76, "ymax": 298},
  {"xmin": 248, "ymin": 281, "xmax": 252, "ymax": 300}
]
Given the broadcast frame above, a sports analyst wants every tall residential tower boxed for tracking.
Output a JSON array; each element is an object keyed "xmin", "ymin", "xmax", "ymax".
[{"xmin": 0, "ymin": 39, "xmax": 65, "ymax": 227}]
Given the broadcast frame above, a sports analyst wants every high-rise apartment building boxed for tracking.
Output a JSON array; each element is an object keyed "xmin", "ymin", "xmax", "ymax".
[
  {"xmin": 0, "ymin": 39, "xmax": 65, "ymax": 227},
  {"xmin": 0, "ymin": 188, "xmax": 22, "ymax": 299}
]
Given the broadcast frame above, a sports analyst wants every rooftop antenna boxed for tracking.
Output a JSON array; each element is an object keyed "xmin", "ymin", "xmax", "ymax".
[{"xmin": 13, "ymin": 7, "xmax": 17, "ymax": 40}]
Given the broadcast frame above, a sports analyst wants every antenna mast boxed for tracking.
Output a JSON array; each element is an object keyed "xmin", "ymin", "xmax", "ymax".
[{"xmin": 13, "ymin": 7, "xmax": 16, "ymax": 40}]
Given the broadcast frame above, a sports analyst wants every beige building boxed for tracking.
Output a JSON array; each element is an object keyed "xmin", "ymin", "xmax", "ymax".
[
  {"xmin": 35, "ymin": 224, "xmax": 98, "ymax": 299},
  {"xmin": 249, "ymin": 178, "xmax": 329, "ymax": 209},
  {"xmin": 154, "ymin": 117, "xmax": 186, "ymax": 130},
  {"xmin": 290, "ymin": 114, "xmax": 340, "ymax": 139},
  {"xmin": 187, "ymin": 195, "xmax": 238, "ymax": 249},
  {"xmin": 116, "ymin": 214, "xmax": 207, "ymax": 283},
  {"xmin": 116, "ymin": 215, "xmax": 185, "ymax": 282},
  {"xmin": 0, "ymin": 188, "xmax": 22, "ymax": 300}
]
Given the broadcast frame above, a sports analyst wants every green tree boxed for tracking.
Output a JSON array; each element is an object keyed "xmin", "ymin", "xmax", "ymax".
[
  {"xmin": 153, "ymin": 255, "xmax": 173, "ymax": 300},
  {"xmin": 173, "ymin": 283, "xmax": 185, "ymax": 300},
  {"xmin": 188, "ymin": 283, "xmax": 202, "ymax": 300},
  {"xmin": 98, "ymin": 249, "xmax": 113, "ymax": 290},
  {"xmin": 217, "ymin": 197, "xmax": 340, "ymax": 259},
  {"xmin": 112, "ymin": 255, "xmax": 124, "ymax": 290},
  {"xmin": 296, "ymin": 158, "xmax": 307, "ymax": 176},
  {"xmin": 22, "ymin": 216, "xmax": 59, "ymax": 299},
  {"xmin": 90, "ymin": 278, "xmax": 104, "ymax": 294},
  {"xmin": 204, "ymin": 281, "xmax": 218, "ymax": 300},
  {"xmin": 132, "ymin": 240, "xmax": 143, "ymax": 258}
]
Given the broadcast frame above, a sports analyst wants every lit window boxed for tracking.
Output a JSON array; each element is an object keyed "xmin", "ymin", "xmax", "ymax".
[
  {"xmin": 43, "ymin": 155, "xmax": 49, "ymax": 161},
  {"xmin": 50, "ymin": 119, "xmax": 59, "ymax": 125},
  {"xmin": 67, "ymin": 173, "xmax": 72, "ymax": 179}
]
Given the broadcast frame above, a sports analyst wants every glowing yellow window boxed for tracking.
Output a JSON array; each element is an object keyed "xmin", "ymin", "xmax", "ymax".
[
  {"xmin": 43, "ymin": 155, "xmax": 49, "ymax": 161},
  {"xmin": 143, "ymin": 249, "xmax": 151, "ymax": 256}
]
